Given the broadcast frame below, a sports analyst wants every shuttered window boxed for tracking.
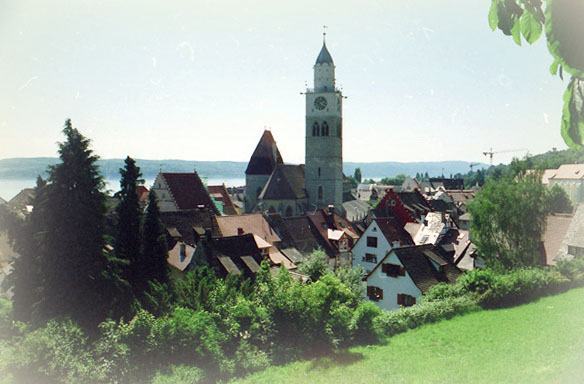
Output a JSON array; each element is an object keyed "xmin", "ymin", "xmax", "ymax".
[
  {"xmin": 397, "ymin": 294, "xmax": 416, "ymax": 307},
  {"xmin": 381, "ymin": 263, "xmax": 405, "ymax": 277},
  {"xmin": 367, "ymin": 286, "xmax": 383, "ymax": 302}
]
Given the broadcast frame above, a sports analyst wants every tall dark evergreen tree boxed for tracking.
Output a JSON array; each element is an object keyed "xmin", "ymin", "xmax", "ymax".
[
  {"xmin": 35, "ymin": 119, "xmax": 118, "ymax": 327},
  {"xmin": 141, "ymin": 191, "xmax": 169, "ymax": 287},
  {"xmin": 115, "ymin": 157, "xmax": 144, "ymax": 287}
]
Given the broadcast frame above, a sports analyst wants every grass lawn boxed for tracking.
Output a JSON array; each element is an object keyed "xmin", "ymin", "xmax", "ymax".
[{"xmin": 232, "ymin": 287, "xmax": 584, "ymax": 384}]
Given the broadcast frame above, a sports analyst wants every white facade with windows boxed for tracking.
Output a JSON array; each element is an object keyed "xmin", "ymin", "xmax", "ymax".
[
  {"xmin": 352, "ymin": 220, "xmax": 400, "ymax": 274},
  {"xmin": 364, "ymin": 252, "xmax": 422, "ymax": 311}
]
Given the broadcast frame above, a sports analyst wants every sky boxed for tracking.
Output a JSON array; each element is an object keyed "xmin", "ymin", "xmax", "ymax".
[{"xmin": 0, "ymin": 0, "xmax": 569, "ymax": 165}]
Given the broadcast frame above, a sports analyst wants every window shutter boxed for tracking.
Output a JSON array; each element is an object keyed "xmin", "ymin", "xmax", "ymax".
[
  {"xmin": 381, "ymin": 263, "xmax": 389, "ymax": 273},
  {"xmin": 397, "ymin": 294, "xmax": 403, "ymax": 305},
  {"xmin": 399, "ymin": 266, "xmax": 406, "ymax": 276},
  {"xmin": 367, "ymin": 286, "xmax": 373, "ymax": 298},
  {"xmin": 378, "ymin": 287, "xmax": 383, "ymax": 300}
]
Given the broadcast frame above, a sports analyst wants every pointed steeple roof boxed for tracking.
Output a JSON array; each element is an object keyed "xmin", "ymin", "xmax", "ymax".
[
  {"xmin": 315, "ymin": 41, "xmax": 334, "ymax": 65},
  {"xmin": 245, "ymin": 130, "xmax": 284, "ymax": 175}
]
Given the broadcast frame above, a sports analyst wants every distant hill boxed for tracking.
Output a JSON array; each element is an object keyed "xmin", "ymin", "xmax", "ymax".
[{"xmin": 0, "ymin": 158, "xmax": 488, "ymax": 180}]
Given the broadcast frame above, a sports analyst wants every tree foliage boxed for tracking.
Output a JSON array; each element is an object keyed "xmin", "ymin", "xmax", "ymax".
[
  {"xmin": 548, "ymin": 183, "xmax": 573, "ymax": 213},
  {"xmin": 468, "ymin": 172, "xmax": 550, "ymax": 270},
  {"xmin": 489, "ymin": 0, "xmax": 584, "ymax": 147},
  {"xmin": 141, "ymin": 191, "xmax": 169, "ymax": 288}
]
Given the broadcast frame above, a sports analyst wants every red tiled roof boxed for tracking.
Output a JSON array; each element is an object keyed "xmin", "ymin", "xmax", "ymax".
[
  {"xmin": 161, "ymin": 172, "xmax": 217, "ymax": 213},
  {"xmin": 245, "ymin": 130, "xmax": 284, "ymax": 175}
]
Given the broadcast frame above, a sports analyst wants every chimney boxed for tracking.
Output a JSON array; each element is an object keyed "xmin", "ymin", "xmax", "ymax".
[
  {"xmin": 237, "ymin": 227, "xmax": 244, "ymax": 236},
  {"xmin": 327, "ymin": 204, "xmax": 335, "ymax": 214}
]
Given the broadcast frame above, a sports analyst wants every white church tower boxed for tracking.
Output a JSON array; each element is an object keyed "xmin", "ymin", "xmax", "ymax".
[{"xmin": 305, "ymin": 34, "xmax": 344, "ymax": 210}]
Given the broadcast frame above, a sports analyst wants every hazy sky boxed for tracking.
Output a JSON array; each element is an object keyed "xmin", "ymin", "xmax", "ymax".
[{"xmin": 0, "ymin": 0, "xmax": 568, "ymax": 165}]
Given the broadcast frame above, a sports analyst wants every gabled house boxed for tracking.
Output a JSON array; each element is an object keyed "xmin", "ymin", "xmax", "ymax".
[
  {"xmin": 150, "ymin": 172, "xmax": 219, "ymax": 214},
  {"xmin": 215, "ymin": 213, "xmax": 296, "ymax": 270},
  {"xmin": 542, "ymin": 203, "xmax": 584, "ymax": 264},
  {"xmin": 548, "ymin": 164, "xmax": 584, "ymax": 205},
  {"xmin": 208, "ymin": 184, "xmax": 239, "ymax": 215},
  {"xmin": 159, "ymin": 209, "xmax": 217, "ymax": 274},
  {"xmin": 352, "ymin": 218, "xmax": 414, "ymax": 274},
  {"xmin": 307, "ymin": 207, "xmax": 359, "ymax": 266},
  {"xmin": 373, "ymin": 189, "xmax": 433, "ymax": 227},
  {"xmin": 364, "ymin": 244, "xmax": 462, "ymax": 311},
  {"xmin": 136, "ymin": 185, "xmax": 149, "ymax": 210},
  {"xmin": 192, "ymin": 233, "xmax": 264, "ymax": 279}
]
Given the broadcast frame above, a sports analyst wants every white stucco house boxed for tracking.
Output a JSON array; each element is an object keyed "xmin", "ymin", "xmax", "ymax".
[
  {"xmin": 364, "ymin": 244, "xmax": 462, "ymax": 311},
  {"xmin": 351, "ymin": 218, "xmax": 414, "ymax": 275}
]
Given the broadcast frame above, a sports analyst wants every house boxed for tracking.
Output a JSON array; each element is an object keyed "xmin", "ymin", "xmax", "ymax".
[
  {"xmin": 8, "ymin": 188, "xmax": 35, "ymax": 216},
  {"xmin": 159, "ymin": 209, "xmax": 217, "ymax": 274},
  {"xmin": 136, "ymin": 185, "xmax": 149, "ymax": 210},
  {"xmin": 192, "ymin": 233, "xmax": 264, "ymax": 279},
  {"xmin": 543, "ymin": 203, "xmax": 584, "ymax": 264},
  {"xmin": 306, "ymin": 207, "xmax": 359, "ymax": 267},
  {"xmin": 364, "ymin": 244, "xmax": 462, "ymax": 311},
  {"xmin": 352, "ymin": 218, "xmax": 414, "ymax": 274},
  {"xmin": 208, "ymin": 184, "xmax": 239, "ymax": 215},
  {"xmin": 0, "ymin": 196, "xmax": 6, "ymax": 206},
  {"xmin": 150, "ymin": 172, "xmax": 219, "ymax": 214},
  {"xmin": 342, "ymin": 198, "xmax": 371, "ymax": 224},
  {"xmin": 373, "ymin": 189, "xmax": 433, "ymax": 227},
  {"xmin": 215, "ymin": 213, "xmax": 296, "ymax": 270},
  {"xmin": 413, "ymin": 211, "xmax": 455, "ymax": 246},
  {"xmin": 265, "ymin": 213, "xmax": 326, "ymax": 263},
  {"xmin": 548, "ymin": 164, "xmax": 584, "ymax": 205}
]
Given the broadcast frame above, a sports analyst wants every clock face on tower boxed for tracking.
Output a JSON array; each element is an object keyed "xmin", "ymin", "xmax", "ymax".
[{"xmin": 314, "ymin": 96, "xmax": 327, "ymax": 110}]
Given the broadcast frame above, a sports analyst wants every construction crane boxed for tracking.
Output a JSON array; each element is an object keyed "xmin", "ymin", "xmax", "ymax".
[
  {"xmin": 482, "ymin": 148, "xmax": 529, "ymax": 166},
  {"xmin": 469, "ymin": 162, "xmax": 480, "ymax": 171}
]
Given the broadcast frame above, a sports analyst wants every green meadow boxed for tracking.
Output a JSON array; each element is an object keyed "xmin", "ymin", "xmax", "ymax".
[{"xmin": 232, "ymin": 287, "xmax": 584, "ymax": 384}]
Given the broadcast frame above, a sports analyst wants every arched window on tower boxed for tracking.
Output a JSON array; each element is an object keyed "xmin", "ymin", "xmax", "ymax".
[
  {"xmin": 312, "ymin": 122, "xmax": 320, "ymax": 136},
  {"xmin": 322, "ymin": 121, "xmax": 329, "ymax": 136},
  {"xmin": 318, "ymin": 186, "xmax": 324, "ymax": 201}
]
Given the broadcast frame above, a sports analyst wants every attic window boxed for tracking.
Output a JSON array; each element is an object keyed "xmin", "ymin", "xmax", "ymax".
[
  {"xmin": 367, "ymin": 286, "xmax": 383, "ymax": 301},
  {"xmin": 179, "ymin": 244, "xmax": 186, "ymax": 262},
  {"xmin": 366, "ymin": 236, "xmax": 377, "ymax": 248},
  {"xmin": 381, "ymin": 263, "xmax": 405, "ymax": 277},
  {"xmin": 363, "ymin": 253, "xmax": 377, "ymax": 263},
  {"xmin": 390, "ymin": 200, "xmax": 396, "ymax": 206}
]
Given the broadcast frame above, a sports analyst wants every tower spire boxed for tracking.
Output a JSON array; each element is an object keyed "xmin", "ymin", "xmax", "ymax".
[{"xmin": 323, "ymin": 25, "xmax": 328, "ymax": 44}]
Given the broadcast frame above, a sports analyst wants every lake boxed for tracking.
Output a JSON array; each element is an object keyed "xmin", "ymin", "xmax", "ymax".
[{"xmin": 0, "ymin": 177, "xmax": 246, "ymax": 202}]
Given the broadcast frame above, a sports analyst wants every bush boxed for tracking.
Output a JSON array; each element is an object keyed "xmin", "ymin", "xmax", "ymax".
[
  {"xmin": 373, "ymin": 296, "xmax": 479, "ymax": 338},
  {"xmin": 349, "ymin": 302, "xmax": 383, "ymax": 345},
  {"xmin": 151, "ymin": 364, "xmax": 205, "ymax": 384},
  {"xmin": 556, "ymin": 257, "xmax": 584, "ymax": 283}
]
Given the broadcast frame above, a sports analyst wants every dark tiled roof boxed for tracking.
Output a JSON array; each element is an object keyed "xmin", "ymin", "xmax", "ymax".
[
  {"xmin": 245, "ymin": 130, "xmax": 283, "ymax": 175},
  {"xmin": 160, "ymin": 209, "xmax": 216, "ymax": 247},
  {"xmin": 8, "ymin": 188, "xmax": 35, "ymax": 208},
  {"xmin": 259, "ymin": 164, "xmax": 307, "ymax": 200},
  {"xmin": 307, "ymin": 209, "xmax": 359, "ymax": 255},
  {"xmin": 267, "ymin": 214, "xmax": 329, "ymax": 257},
  {"xmin": 429, "ymin": 178, "xmax": 464, "ymax": 190},
  {"xmin": 316, "ymin": 42, "xmax": 334, "ymax": 65},
  {"xmin": 161, "ymin": 172, "xmax": 218, "ymax": 213},
  {"xmin": 395, "ymin": 191, "xmax": 433, "ymax": 219},
  {"xmin": 429, "ymin": 199, "xmax": 456, "ymax": 214},
  {"xmin": 374, "ymin": 218, "xmax": 414, "ymax": 246}
]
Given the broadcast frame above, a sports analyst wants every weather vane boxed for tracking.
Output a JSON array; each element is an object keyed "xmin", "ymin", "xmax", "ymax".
[{"xmin": 323, "ymin": 25, "xmax": 328, "ymax": 41}]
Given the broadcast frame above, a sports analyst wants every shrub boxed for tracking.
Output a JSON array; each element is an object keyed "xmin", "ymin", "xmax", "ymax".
[
  {"xmin": 556, "ymin": 257, "xmax": 584, "ymax": 283},
  {"xmin": 151, "ymin": 364, "xmax": 205, "ymax": 384},
  {"xmin": 373, "ymin": 296, "xmax": 479, "ymax": 338},
  {"xmin": 349, "ymin": 301, "xmax": 383, "ymax": 345}
]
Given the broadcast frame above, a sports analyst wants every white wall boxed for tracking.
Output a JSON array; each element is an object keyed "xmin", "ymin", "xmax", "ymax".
[
  {"xmin": 150, "ymin": 174, "xmax": 178, "ymax": 212},
  {"xmin": 352, "ymin": 221, "xmax": 392, "ymax": 274},
  {"xmin": 365, "ymin": 252, "xmax": 422, "ymax": 311}
]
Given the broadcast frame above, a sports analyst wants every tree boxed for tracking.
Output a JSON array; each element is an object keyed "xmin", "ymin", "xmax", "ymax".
[
  {"xmin": 35, "ymin": 119, "xmax": 121, "ymax": 327},
  {"xmin": 297, "ymin": 249, "xmax": 329, "ymax": 282},
  {"xmin": 115, "ymin": 157, "xmax": 143, "ymax": 285},
  {"xmin": 468, "ymin": 173, "xmax": 550, "ymax": 270},
  {"xmin": 353, "ymin": 168, "xmax": 362, "ymax": 183},
  {"xmin": 488, "ymin": 0, "xmax": 584, "ymax": 147},
  {"xmin": 141, "ymin": 190, "xmax": 169, "ymax": 289},
  {"xmin": 548, "ymin": 184, "xmax": 573, "ymax": 213}
]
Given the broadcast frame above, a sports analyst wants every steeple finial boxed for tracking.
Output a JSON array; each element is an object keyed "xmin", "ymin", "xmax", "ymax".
[{"xmin": 323, "ymin": 25, "xmax": 328, "ymax": 43}]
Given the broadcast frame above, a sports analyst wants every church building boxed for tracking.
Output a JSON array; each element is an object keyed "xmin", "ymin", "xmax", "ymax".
[{"xmin": 245, "ymin": 36, "xmax": 345, "ymax": 217}]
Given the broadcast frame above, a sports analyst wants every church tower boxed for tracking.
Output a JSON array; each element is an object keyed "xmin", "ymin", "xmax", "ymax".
[{"xmin": 305, "ymin": 35, "xmax": 343, "ymax": 210}]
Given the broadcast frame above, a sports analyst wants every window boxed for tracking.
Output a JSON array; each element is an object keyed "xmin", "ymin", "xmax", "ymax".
[
  {"xmin": 568, "ymin": 245, "xmax": 584, "ymax": 257},
  {"xmin": 179, "ymin": 244, "xmax": 186, "ymax": 262},
  {"xmin": 363, "ymin": 253, "xmax": 377, "ymax": 263},
  {"xmin": 322, "ymin": 121, "xmax": 329, "ymax": 136},
  {"xmin": 366, "ymin": 236, "xmax": 378, "ymax": 248},
  {"xmin": 312, "ymin": 122, "xmax": 320, "ymax": 136},
  {"xmin": 367, "ymin": 286, "xmax": 383, "ymax": 301},
  {"xmin": 397, "ymin": 294, "xmax": 416, "ymax": 307},
  {"xmin": 318, "ymin": 185, "xmax": 324, "ymax": 201},
  {"xmin": 318, "ymin": 167, "xmax": 321, "ymax": 177},
  {"xmin": 381, "ymin": 263, "xmax": 405, "ymax": 277}
]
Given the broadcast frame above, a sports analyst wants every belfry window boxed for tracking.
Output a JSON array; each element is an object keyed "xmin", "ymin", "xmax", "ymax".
[
  {"xmin": 312, "ymin": 122, "xmax": 320, "ymax": 136},
  {"xmin": 322, "ymin": 121, "xmax": 329, "ymax": 136},
  {"xmin": 318, "ymin": 167, "xmax": 321, "ymax": 177}
]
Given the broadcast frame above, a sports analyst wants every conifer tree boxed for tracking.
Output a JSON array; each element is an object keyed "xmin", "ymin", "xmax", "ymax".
[
  {"xmin": 141, "ymin": 190, "xmax": 169, "ymax": 288},
  {"xmin": 35, "ymin": 119, "xmax": 118, "ymax": 327},
  {"xmin": 115, "ymin": 157, "xmax": 144, "ymax": 286}
]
